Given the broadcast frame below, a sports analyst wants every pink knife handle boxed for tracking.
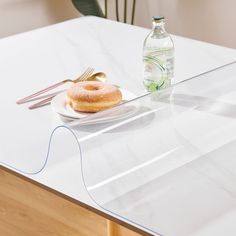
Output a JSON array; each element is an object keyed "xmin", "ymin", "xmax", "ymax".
[
  {"xmin": 28, "ymin": 96, "xmax": 55, "ymax": 110},
  {"xmin": 17, "ymin": 81, "xmax": 65, "ymax": 104}
]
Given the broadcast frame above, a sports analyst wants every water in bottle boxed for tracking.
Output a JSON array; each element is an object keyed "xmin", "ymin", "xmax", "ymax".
[{"xmin": 143, "ymin": 16, "xmax": 174, "ymax": 92}]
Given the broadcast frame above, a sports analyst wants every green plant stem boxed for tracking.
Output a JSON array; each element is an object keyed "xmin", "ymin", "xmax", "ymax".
[
  {"xmin": 131, "ymin": 0, "xmax": 136, "ymax": 25},
  {"xmin": 124, "ymin": 0, "xmax": 127, "ymax": 23},
  {"xmin": 104, "ymin": 0, "xmax": 108, "ymax": 18},
  {"xmin": 115, "ymin": 0, "xmax": 120, "ymax": 22}
]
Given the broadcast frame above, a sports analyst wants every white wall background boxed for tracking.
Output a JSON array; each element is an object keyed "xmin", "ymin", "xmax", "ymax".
[
  {"xmin": 0, "ymin": 0, "xmax": 235, "ymax": 48},
  {"xmin": 0, "ymin": 0, "xmax": 79, "ymax": 38},
  {"xmin": 153, "ymin": 0, "xmax": 236, "ymax": 49},
  {"xmin": 100, "ymin": 0, "xmax": 236, "ymax": 48}
]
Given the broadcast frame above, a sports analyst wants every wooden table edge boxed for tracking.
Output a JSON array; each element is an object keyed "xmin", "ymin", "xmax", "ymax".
[{"xmin": 0, "ymin": 165, "xmax": 153, "ymax": 236}]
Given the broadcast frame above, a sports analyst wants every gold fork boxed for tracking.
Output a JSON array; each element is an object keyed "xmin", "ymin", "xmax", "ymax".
[{"xmin": 17, "ymin": 67, "xmax": 94, "ymax": 105}]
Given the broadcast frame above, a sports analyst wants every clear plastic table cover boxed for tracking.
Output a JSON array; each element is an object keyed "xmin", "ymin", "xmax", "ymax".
[{"xmin": 1, "ymin": 62, "xmax": 236, "ymax": 236}]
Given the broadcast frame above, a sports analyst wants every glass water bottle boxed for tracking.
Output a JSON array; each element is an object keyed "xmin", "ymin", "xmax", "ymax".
[{"xmin": 143, "ymin": 16, "xmax": 174, "ymax": 92}]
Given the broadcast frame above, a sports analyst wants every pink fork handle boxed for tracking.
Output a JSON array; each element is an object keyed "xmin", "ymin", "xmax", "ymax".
[{"xmin": 17, "ymin": 81, "xmax": 65, "ymax": 104}]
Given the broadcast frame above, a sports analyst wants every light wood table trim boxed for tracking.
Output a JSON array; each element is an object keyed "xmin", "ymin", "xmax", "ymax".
[{"xmin": 0, "ymin": 166, "xmax": 151, "ymax": 236}]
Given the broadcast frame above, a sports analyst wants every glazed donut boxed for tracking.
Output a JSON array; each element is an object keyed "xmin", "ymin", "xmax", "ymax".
[{"xmin": 67, "ymin": 81, "xmax": 122, "ymax": 112}]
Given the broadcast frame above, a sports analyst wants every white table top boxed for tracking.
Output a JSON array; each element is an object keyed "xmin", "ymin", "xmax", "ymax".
[{"xmin": 0, "ymin": 16, "xmax": 236, "ymax": 235}]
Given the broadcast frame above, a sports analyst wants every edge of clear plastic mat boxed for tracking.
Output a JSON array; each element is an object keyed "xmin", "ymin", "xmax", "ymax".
[{"xmin": 1, "ymin": 60, "xmax": 236, "ymax": 236}]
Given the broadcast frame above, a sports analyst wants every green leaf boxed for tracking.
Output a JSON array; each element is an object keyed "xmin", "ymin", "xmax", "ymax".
[
  {"xmin": 72, "ymin": 0, "xmax": 105, "ymax": 18},
  {"xmin": 147, "ymin": 82, "xmax": 158, "ymax": 92}
]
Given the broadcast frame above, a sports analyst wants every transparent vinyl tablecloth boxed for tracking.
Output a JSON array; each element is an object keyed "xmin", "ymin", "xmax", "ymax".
[{"xmin": 1, "ymin": 62, "xmax": 236, "ymax": 236}]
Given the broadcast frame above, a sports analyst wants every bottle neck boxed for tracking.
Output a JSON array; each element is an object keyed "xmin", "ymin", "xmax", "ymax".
[{"xmin": 152, "ymin": 21, "xmax": 166, "ymax": 34}]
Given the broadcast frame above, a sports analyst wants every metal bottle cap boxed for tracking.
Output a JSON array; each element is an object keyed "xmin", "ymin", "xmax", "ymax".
[{"xmin": 152, "ymin": 16, "xmax": 165, "ymax": 23}]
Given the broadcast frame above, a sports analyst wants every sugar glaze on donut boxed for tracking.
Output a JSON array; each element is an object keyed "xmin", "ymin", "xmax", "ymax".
[{"xmin": 67, "ymin": 81, "xmax": 122, "ymax": 112}]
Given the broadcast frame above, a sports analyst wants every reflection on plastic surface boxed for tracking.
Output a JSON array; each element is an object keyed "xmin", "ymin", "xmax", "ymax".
[{"xmin": 1, "ymin": 62, "xmax": 236, "ymax": 235}]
